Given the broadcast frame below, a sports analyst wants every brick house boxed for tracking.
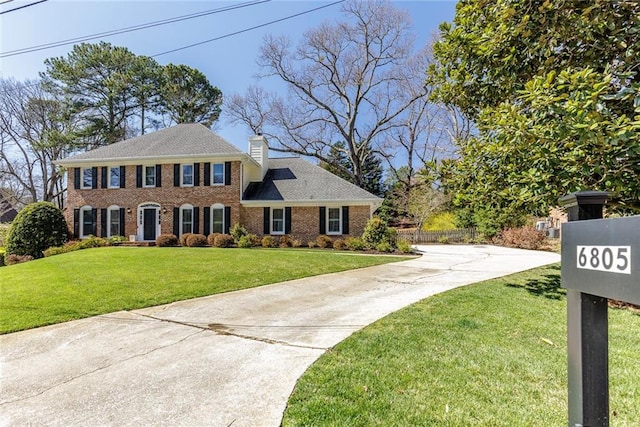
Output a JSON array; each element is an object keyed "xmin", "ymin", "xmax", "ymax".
[{"xmin": 55, "ymin": 123, "xmax": 382, "ymax": 243}]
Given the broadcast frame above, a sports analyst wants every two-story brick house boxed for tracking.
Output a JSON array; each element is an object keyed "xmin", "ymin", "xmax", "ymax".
[{"xmin": 56, "ymin": 123, "xmax": 382, "ymax": 243}]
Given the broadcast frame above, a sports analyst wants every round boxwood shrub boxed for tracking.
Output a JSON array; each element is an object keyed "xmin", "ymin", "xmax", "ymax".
[
  {"xmin": 214, "ymin": 233, "xmax": 234, "ymax": 248},
  {"xmin": 6, "ymin": 202, "xmax": 68, "ymax": 259},
  {"xmin": 186, "ymin": 233, "xmax": 208, "ymax": 247},
  {"xmin": 156, "ymin": 234, "xmax": 178, "ymax": 247}
]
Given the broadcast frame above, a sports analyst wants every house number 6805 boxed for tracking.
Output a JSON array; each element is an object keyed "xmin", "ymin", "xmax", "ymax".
[{"xmin": 577, "ymin": 245, "xmax": 631, "ymax": 275}]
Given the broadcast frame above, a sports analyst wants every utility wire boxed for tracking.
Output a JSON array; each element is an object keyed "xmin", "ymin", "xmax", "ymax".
[
  {"xmin": 0, "ymin": 0, "xmax": 47, "ymax": 15},
  {"xmin": 1, "ymin": 0, "xmax": 269, "ymax": 58},
  {"xmin": 152, "ymin": 0, "xmax": 345, "ymax": 57}
]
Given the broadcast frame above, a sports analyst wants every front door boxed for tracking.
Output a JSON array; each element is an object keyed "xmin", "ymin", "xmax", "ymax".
[{"xmin": 143, "ymin": 208, "xmax": 157, "ymax": 241}]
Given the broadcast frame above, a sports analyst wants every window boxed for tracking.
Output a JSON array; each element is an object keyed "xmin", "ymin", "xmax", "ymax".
[
  {"xmin": 212, "ymin": 163, "xmax": 224, "ymax": 185},
  {"xmin": 144, "ymin": 165, "xmax": 156, "ymax": 187},
  {"xmin": 182, "ymin": 164, "xmax": 194, "ymax": 186},
  {"xmin": 82, "ymin": 168, "xmax": 93, "ymax": 189},
  {"xmin": 271, "ymin": 208, "xmax": 284, "ymax": 234},
  {"xmin": 81, "ymin": 206, "xmax": 94, "ymax": 237},
  {"xmin": 327, "ymin": 207, "xmax": 342, "ymax": 235},
  {"xmin": 109, "ymin": 167, "xmax": 121, "ymax": 188},
  {"xmin": 211, "ymin": 206, "xmax": 224, "ymax": 234},
  {"xmin": 181, "ymin": 205, "xmax": 193, "ymax": 235},
  {"xmin": 108, "ymin": 207, "xmax": 121, "ymax": 237}
]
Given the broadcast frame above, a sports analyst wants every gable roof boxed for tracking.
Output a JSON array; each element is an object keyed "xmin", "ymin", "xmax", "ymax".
[
  {"xmin": 242, "ymin": 157, "xmax": 382, "ymax": 205},
  {"xmin": 0, "ymin": 194, "xmax": 18, "ymax": 223},
  {"xmin": 56, "ymin": 123, "xmax": 243, "ymax": 165}
]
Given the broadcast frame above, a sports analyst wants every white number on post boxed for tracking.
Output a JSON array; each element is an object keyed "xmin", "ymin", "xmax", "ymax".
[{"xmin": 577, "ymin": 246, "xmax": 631, "ymax": 275}]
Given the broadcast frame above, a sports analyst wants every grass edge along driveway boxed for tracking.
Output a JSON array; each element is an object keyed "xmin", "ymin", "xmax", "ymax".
[
  {"xmin": 283, "ymin": 264, "xmax": 640, "ymax": 426},
  {"xmin": 0, "ymin": 246, "xmax": 411, "ymax": 334}
]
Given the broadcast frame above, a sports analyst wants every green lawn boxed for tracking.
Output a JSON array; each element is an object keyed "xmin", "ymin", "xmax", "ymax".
[
  {"xmin": 0, "ymin": 247, "xmax": 409, "ymax": 334},
  {"xmin": 283, "ymin": 264, "xmax": 640, "ymax": 426}
]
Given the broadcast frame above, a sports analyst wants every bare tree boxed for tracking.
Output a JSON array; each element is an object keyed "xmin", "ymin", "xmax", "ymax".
[
  {"xmin": 0, "ymin": 78, "xmax": 77, "ymax": 208},
  {"xmin": 227, "ymin": 0, "xmax": 430, "ymax": 188}
]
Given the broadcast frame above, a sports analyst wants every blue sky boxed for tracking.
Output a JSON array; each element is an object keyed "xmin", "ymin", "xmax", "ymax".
[{"xmin": 0, "ymin": 0, "xmax": 457, "ymax": 151}]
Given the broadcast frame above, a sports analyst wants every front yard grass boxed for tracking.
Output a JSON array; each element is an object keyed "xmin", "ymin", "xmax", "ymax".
[
  {"xmin": 0, "ymin": 246, "xmax": 409, "ymax": 334},
  {"xmin": 283, "ymin": 264, "xmax": 640, "ymax": 426}
]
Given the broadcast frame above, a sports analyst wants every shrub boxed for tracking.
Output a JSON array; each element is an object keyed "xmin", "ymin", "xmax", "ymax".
[
  {"xmin": 5, "ymin": 254, "xmax": 34, "ymax": 265},
  {"xmin": 0, "ymin": 248, "xmax": 5, "ymax": 266},
  {"xmin": 77, "ymin": 235, "xmax": 109, "ymax": 249},
  {"xmin": 5, "ymin": 202, "xmax": 69, "ymax": 259},
  {"xmin": 156, "ymin": 234, "xmax": 179, "ymax": 247},
  {"xmin": 0, "ymin": 223, "xmax": 10, "ymax": 247},
  {"xmin": 499, "ymin": 226, "xmax": 546, "ymax": 250},
  {"xmin": 43, "ymin": 246, "xmax": 68, "ymax": 257},
  {"xmin": 333, "ymin": 239, "xmax": 346, "ymax": 250},
  {"xmin": 262, "ymin": 235, "xmax": 277, "ymax": 248},
  {"xmin": 362, "ymin": 217, "xmax": 391, "ymax": 247},
  {"xmin": 207, "ymin": 233, "xmax": 221, "ymax": 246},
  {"xmin": 317, "ymin": 235, "xmax": 333, "ymax": 249},
  {"xmin": 179, "ymin": 233, "xmax": 194, "ymax": 247},
  {"xmin": 185, "ymin": 233, "xmax": 208, "ymax": 247},
  {"xmin": 213, "ymin": 234, "xmax": 235, "ymax": 248},
  {"xmin": 438, "ymin": 236, "xmax": 450, "ymax": 244},
  {"xmin": 230, "ymin": 224, "xmax": 248, "ymax": 243},
  {"xmin": 291, "ymin": 238, "xmax": 303, "ymax": 248},
  {"xmin": 397, "ymin": 239, "xmax": 413, "ymax": 254},
  {"xmin": 279, "ymin": 235, "xmax": 292, "ymax": 248},
  {"xmin": 375, "ymin": 241, "xmax": 394, "ymax": 253},
  {"xmin": 307, "ymin": 240, "xmax": 318, "ymax": 248},
  {"xmin": 346, "ymin": 237, "xmax": 366, "ymax": 251},
  {"xmin": 108, "ymin": 235, "xmax": 127, "ymax": 245},
  {"xmin": 238, "ymin": 234, "xmax": 259, "ymax": 248}
]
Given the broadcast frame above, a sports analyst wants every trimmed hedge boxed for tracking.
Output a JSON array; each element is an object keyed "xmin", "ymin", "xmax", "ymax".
[{"xmin": 6, "ymin": 202, "xmax": 68, "ymax": 259}]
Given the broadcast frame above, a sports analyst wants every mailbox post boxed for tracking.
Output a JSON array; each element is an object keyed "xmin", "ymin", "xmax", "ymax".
[{"xmin": 559, "ymin": 191, "xmax": 609, "ymax": 427}]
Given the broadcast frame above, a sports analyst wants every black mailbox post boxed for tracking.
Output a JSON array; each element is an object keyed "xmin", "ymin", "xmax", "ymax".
[
  {"xmin": 560, "ymin": 191, "xmax": 640, "ymax": 427},
  {"xmin": 559, "ymin": 191, "xmax": 609, "ymax": 427}
]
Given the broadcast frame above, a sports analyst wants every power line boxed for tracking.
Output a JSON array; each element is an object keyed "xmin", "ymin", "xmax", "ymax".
[
  {"xmin": 0, "ymin": 0, "xmax": 47, "ymax": 15},
  {"xmin": 152, "ymin": 0, "xmax": 345, "ymax": 57},
  {"xmin": 1, "ymin": 0, "xmax": 270, "ymax": 58}
]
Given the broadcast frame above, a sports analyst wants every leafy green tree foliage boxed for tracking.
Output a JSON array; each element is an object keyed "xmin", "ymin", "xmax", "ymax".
[
  {"xmin": 6, "ymin": 202, "xmax": 68, "ymax": 258},
  {"xmin": 321, "ymin": 141, "xmax": 384, "ymax": 196},
  {"xmin": 159, "ymin": 64, "xmax": 222, "ymax": 128},
  {"xmin": 430, "ymin": 0, "xmax": 640, "ymax": 227}
]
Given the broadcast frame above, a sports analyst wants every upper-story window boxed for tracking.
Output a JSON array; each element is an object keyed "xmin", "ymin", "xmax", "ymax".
[
  {"xmin": 182, "ymin": 164, "xmax": 194, "ymax": 186},
  {"xmin": 212, "ymin": 163, "xmax": 224, "ymax": 185},
  {"xmin": 327, "ymin": 207, "xmax": 342, "ymax": 235},
  {"xmin": 144, "ymin": 165, "xmax": 156, "ymax": 187},
  {"xmin": 82, "ymin": 168, "xmax": 93, "ymax": 189},
  {"xmin": 109, "ymin": 166, "xmax": 121, "ymax": 188}
]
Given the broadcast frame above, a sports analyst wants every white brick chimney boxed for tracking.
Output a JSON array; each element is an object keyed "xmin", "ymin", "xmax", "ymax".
[{"xmin": 249, "ymin": 134, "xmax": 269, "ymax": 179}]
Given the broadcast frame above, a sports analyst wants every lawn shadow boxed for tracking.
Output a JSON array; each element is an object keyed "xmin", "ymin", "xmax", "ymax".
[{"xmin": 505, "ymin": 265, "xmax": 566, "ymax": 300}]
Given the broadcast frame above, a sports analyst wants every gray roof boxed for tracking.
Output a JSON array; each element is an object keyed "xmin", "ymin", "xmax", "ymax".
[
  {"xmin": 243, "ymin": 157, "xmax": 381, "ymax": 203},
  {"xmin": 60, "ymin": 123, "xmax": 242, "ymax": 163}
]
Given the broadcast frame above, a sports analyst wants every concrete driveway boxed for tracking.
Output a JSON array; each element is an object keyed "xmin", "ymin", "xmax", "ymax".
[{"xmin": 0, "ymin": 245, "xmax": 560, "ymax": 427}]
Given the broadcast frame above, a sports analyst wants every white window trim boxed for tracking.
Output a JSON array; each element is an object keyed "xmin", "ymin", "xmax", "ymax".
[
  {"xmin": 79, "ymin": 205, "xmax": 94, "ymax": 238},
  {"xmin": 107, "ymin": 205, "xmax": 120, "ymax": 237},
  {"xmin": 327, "ymin": 207, "xmax": 342, "ymax": 235},
  {"xmin": 181, "ymin": 163, "xmax": 194, "ymax": 187},
  {"xmin": 212, "ymin": 163, "xmax": 224, "ymax": 186},
  {"xmin": 211, "ymin": 203, "xmax": 225, "ymax": 235},
  {"xmin": 271, "ymin": 207, "xmax": 285, "ymax": 235},
  {"xmin": 143, "ymin": 165, "xmax": 156, "ymax": 188},
  {"xmin": 180, "ymin": 204, "xmax": 194, "ymax": 236},
  {"xmin": 108, "ymin": 166, "xmax": 121, "ymax": 189},
  {"xmin": 81, "ymin": 167, "xmax": 93, "ymax": 189}
]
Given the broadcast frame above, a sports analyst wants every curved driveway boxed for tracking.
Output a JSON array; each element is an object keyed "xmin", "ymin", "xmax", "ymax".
[{"xmin": 0, "ymin": 245, "xmax": 559, "ymax": 427}]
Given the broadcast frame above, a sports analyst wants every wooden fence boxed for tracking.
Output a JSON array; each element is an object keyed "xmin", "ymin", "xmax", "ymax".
[{"xmin": 395, "ymin": 227, "xmax": 478, "ymax": 244}]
